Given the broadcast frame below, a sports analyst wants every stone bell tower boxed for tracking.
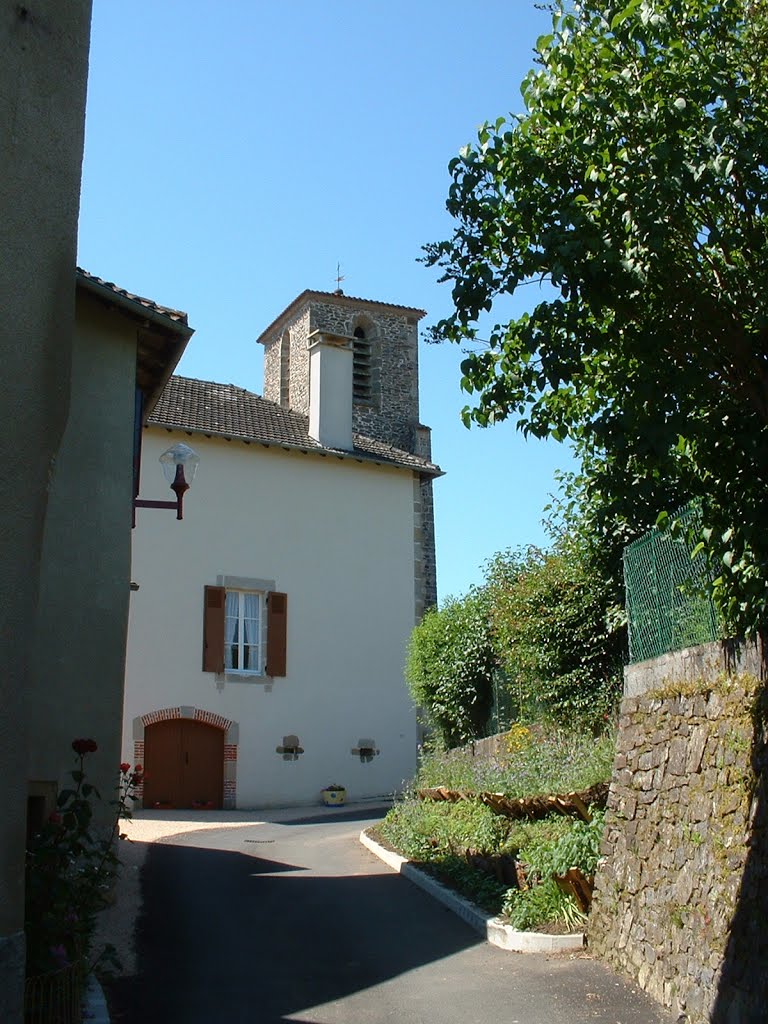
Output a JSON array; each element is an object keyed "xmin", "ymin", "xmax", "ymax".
[{"xmin": 257, "ymin": 288, "xmax": 438, "ymax": 614}]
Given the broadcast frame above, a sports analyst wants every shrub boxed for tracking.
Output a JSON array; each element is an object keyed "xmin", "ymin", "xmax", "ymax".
[
  {"xmin": 521, "ymin": 810, "xmax": 606, "ymax": 882},
  {"xmin": 380, "ymin": 799, "xmax": 509, "ymax": 861},
  {"xmin": 406, "ymin": 590, "xmax": 496, "ymax": 747},
  {"xmin": 501, "ymin": 810, "xmax": 605, "ymax": 931},
  {"xmin": 503, "ymin": 879, "xmax": 586, "ymax": 932},
  {"xmin": 485, "ymin": 540, "xmax": 624, "ymax": 728}
]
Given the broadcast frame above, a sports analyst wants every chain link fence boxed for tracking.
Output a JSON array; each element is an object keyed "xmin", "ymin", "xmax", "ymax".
[
  {"xmin": 484, "ymin": 668, "xmax": 521, "ymax": 736},
  {"xmin": 624, "ymin": 502, "xmax": 719, "ymax": 663}
]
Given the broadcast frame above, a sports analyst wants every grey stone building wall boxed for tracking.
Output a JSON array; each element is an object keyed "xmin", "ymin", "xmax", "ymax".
[
  {"xmin": 262, "ymin": 300, "xmax": 312, "ymax": 415},
  {"xmin": 261, "ymin": 294, "xmax": 422, "ymax": 454},
  {"xmin": 589, "ymin": 675, "xmax": 768, "ymax": 1023},
  {"xmin": 414, "ymin": 424, "xmax": 437, "ymax": 613}
]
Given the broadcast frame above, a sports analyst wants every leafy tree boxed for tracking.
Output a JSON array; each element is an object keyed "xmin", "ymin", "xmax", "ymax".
[
  {"xmin": 425, "ymin": 0, "xmax": 768, "ymax": 636},
  {"xmin": 406, "ymin": 591, "xmax": 496, "ymax": 747},
  {"xmin": 485, "ymin": 537, "xmax": 624, "ymax": 727}
]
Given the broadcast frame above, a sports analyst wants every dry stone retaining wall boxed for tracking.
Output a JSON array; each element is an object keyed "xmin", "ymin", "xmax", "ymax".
[{"xmin": 589, "ymin": 676, "xmax": 768, "ymax": 1023}]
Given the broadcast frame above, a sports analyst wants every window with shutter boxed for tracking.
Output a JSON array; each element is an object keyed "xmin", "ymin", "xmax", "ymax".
[{"xmin": 203, "ymin": 581, "xmax": 287, "ymax": 680}]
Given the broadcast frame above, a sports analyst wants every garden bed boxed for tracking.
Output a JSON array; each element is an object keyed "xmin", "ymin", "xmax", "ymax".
[{"xmin": 376, "ymin": 728, "xmax": 613, "ymax": 933}]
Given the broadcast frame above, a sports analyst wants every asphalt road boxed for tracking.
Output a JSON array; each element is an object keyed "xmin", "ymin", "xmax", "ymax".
[{"xmin": 106, "ymin": 805, "xmax": 676, "ymax": 1024}]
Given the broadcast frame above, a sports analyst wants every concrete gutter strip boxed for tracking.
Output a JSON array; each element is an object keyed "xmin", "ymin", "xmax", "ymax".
[
  {"xmin": 83, "ymin": 974, "xmax": 110, "ymax": 1023},
  {"xmin": 359, "ymin": 829, "xmax": 585, "ymax": 955}
]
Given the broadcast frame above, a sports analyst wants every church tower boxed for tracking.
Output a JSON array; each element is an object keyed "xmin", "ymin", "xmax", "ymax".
[{"xmin": 257, "ymin": 288, "xmax": 438, "ymax": 614}]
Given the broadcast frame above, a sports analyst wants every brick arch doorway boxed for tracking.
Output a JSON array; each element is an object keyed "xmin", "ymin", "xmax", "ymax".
[{"xmin": 134, "ymin": 708, "xmax": 238, "ymax": 809}]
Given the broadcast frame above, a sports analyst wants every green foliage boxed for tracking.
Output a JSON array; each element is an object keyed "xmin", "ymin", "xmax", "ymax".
[
  {"xmin": 519, "ymin": 810, "xmax": 606, "ymax": 882},
  {"xmin": 428, "ymin": 857, "xmax": 510, "ymax": 915},
  {"xmin": 485, "ymin": 537, "xmax": 623, "ymax": 726},
  {"xmin": 25, "ymin": 742, "xmax": 141, "ymax": 979},
  {"xmin": 379, "ymin": 732, "xmax": 612, "ymax": 928},
  {"xmin": 406, "ymin": 590, "xmax": 496, "ymax": 746},
  {"xmin": 425, "ymin": 0, "xmax": 768, "ymax": 637},
  {"xmin": 502, "ymin": 810, "xmax": 605, "ymax": 930},
  {"xmin": 503, "ymin": 879, "xmax": 586, "ymax": 932},
  {"xmin": 414, "ymin": 727, "xmax": 615, "ymax": 797},
  {"xmin": 380, "ymin": 797, "xmax": 510, "ymax": 861}
]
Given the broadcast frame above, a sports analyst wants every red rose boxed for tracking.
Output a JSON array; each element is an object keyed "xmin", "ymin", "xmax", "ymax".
[
  {"xmin": 120, "ymin": 762, "xmax": 131, "ymax": 773},
  {"xmin": 72, "ymin": 738, "xmax": 98, "ymax": 755},
  {"xmin": 134, "ymin": 764, "xmax": 143, "ymax": 772}
]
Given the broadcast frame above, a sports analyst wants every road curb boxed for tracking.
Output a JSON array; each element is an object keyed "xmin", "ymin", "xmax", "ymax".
[{"xmin": 359, "ymin": 829, "xmax": 585, "ymax": 954}]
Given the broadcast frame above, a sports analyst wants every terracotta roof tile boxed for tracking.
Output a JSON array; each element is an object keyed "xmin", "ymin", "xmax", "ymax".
[
  {"xmin": 76, "ymin": 268, "xmax": 189, "ymax": 326},
  {"xmin": 150, "ymin": 376, "xmax": 442, "ymax": 476},
  {"xmin": 255, "ymin": 289, "xmax": 426, "ymax": 346}
]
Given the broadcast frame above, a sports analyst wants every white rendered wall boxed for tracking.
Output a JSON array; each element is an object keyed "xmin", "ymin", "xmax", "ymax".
[
  {"xmin": 308, "ymin": 340, "xmax": 353, "ymax": 451},
  {"xmin": 125, "ymin": 428, "xmax": 418, "ymax": 807}
]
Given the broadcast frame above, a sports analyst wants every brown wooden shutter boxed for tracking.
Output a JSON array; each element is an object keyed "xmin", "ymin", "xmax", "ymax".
[
  {"xmin": 265, "ymin": 591, "xmax": 287, "ymax": 677},
  {"xmin": 203, "ymin": 586, "xmax": 226, "ymax": 673}
]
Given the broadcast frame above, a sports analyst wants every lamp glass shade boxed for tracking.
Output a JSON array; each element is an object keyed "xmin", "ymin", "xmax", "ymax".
[{"xmin": 159, "ymin": 443, "xmax": 200, "ymax": 485}]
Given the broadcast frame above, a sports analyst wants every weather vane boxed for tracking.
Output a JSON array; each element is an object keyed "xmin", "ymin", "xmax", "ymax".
[{"xmin": 334, "ymin": 262, "xmax": 345, "ymax": 294}]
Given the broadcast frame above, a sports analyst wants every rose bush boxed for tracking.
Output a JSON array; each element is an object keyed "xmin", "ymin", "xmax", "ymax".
[{"xmin": 25, "ymin": 742, "xmax": 141, "ymax": 981}]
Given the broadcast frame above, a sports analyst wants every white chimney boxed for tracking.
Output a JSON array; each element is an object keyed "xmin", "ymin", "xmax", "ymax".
[{"xmin": 307, "ymin": 331, "xmax": 354, "ymax": 451}]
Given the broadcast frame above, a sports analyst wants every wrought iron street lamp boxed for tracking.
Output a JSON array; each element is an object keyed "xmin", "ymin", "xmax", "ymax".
[{"xmin": 133, "ymin": 442, "xmax": 200, "ymax": 526}]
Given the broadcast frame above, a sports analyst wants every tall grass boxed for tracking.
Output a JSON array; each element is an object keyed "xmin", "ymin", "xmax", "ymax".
[{"xmin": 415, "ymin": 727, "xmax": 615, "ymax": 797}]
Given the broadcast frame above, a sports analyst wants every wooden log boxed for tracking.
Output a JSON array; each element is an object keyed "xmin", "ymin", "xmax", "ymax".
[
  {"xmin": 566, "ymin": 793, "xmax": 592, "ymax": 822},
  {"xmin": 420, "ymin": 781, "xmax": 609, "ymax": 822},
  {"xmin": 553, "ymin": 867, "xmax": 595, "ymax": 913}
]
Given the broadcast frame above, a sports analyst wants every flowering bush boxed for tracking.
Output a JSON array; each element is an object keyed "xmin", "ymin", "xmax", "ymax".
[
  {"xmin": 24, "ymin": 741, "xmax": 141, "ymax": 980},
  {"xmin": 504, "ymin": 723, "xmax": 533, "ymax": 756}
]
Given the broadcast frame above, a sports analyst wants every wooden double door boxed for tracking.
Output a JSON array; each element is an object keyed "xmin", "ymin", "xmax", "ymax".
[{"xmin": 143, "ymin": 719, "xmax": 224, "ymax": 809}]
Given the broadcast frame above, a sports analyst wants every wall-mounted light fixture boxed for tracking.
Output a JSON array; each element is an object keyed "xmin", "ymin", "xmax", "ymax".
[
  {"xmin": 276, "ymin": 735, "xmax": 304, "ymax": 761},
  {"xmin": 133, "ymin": 442, "xmax": 200, "ymax": 527},
  {"xmin": 351, "ymin": 738, "xmax": 380, "ymax": 763}
]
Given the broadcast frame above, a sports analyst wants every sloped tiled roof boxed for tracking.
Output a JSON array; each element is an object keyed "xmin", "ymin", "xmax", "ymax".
[
  {"xmin": 149, "ymin": 376, "xmax": 442, "ymax": 477},
  {"xmin": 76, "ymin": 268, "xmax": 190, "ymax": 327},
  {"xmin": 75, "ymin": 268, "xmax": 192, "ymax": 416}
]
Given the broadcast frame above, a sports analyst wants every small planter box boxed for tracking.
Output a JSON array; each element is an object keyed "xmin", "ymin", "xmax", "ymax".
[{"xmin": 321, "ymin": 788, "xmax": 346, "ymax": 806}]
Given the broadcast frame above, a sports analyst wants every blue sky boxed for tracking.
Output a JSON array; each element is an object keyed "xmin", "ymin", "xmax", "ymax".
[{"xmin": 77, "ymin": 1, "xmax": 576, "ymax": 601}]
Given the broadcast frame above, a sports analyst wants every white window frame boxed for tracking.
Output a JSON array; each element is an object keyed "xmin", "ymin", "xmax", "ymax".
[
  {"xmin": 224, "ymin": 590, "xmax": 263, "ymax": 676},
  {"xmin": 216, "ymin": 575, "xmax": 274, "ymax": 683}
]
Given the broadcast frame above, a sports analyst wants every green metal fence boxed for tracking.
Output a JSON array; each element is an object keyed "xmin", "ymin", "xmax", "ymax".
[
  {"xmin": 484, "ymin": 669, "xmax": 518, "ymax": 736},
  {"xmin": 624, "ymin": 502, "xmax": 719, "ymax": 663}
]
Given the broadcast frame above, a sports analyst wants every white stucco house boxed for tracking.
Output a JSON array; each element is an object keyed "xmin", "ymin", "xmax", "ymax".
[{"xmin": 122, "ymin": 289, "xmax": 441, "ymax": 808}]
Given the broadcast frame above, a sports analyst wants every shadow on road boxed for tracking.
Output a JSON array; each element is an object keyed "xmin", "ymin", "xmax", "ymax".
[
  {"xmin": 106, "ymin": 839, "xmax": 480, "ymax": 1023},
  {"xmin": 276, "ymin": 804, "xmax": 392, "ymax": 827}
]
